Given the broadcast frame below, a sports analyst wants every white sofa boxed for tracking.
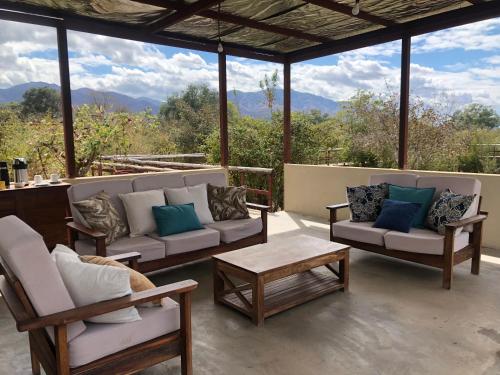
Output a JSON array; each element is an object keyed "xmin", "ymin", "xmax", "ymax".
[
  {"xmin": 327, "ymin": 173, "xmax": 487, "ymax": 289},
  {"xmin": 67, "ymin": 172, "xmax": 268, "ymax": 273}
]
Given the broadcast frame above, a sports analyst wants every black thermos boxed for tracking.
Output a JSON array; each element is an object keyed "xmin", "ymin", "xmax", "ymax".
[{"xmin": 0, "ymin": 161, "xmax": 9, "ymax": 187}]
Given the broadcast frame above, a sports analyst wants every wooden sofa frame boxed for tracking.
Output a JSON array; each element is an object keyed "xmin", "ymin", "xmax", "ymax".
[
  {"xmin": 67, "ymin": 203, "xmax": 268, "ymax": 274},
  {"xmin": 0, "ymin": 252, "xmax": 198, "ymax": 375},
  {"xmin": 327, "ymin": 199, "xmax": 488, "ymax": 289}
]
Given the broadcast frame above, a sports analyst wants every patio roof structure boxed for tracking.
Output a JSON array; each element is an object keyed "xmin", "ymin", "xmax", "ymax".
[{"xmin": 1, "ymin": 0, "xmax": 500, "ymax": 177}]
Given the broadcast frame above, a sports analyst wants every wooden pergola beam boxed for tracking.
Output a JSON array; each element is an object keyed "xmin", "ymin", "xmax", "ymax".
[
  {"xmin": 147, "ymin": 0, "xmax": 221, "ymax": 33},
  {"xmin": 218, "ymin": 52, "xmax": 229, "ymax": 167},
  {"xmin": 56, "ymin": 25, "xmax": 76, "ymax": 178},
  {"xmin": 135, "ymin": 0, "xmax": 329, "ymax": 43},
  {"xmin": 289, "ymin": 0, "xmax": 500, "ymax": 62},
  {"xmin": 306, "ymin": 0, "xmax": 395, "ymax": 27},
  {"xmin": 283, "ymin": 62, "xmax": 292, "ymax": 164},
  {"xmin": 398, "ymin": 36, "xmax": 411, "ymax": 170},
  {"xmin": 0, "ymin": 1, "xmax": 286, "ymax": 63},
  {"xmin": 200, "ymin": 9, "xmax": 331, "ymax": 43}
]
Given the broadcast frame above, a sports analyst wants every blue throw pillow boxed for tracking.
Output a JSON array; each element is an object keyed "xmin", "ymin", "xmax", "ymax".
[
  {"xmin": 388, "ymin": 185, "xmax": 435, "ymax": 228},
  {"xmin": 373, "ymin": 199, "xmax": 422, "ymax": 233},
  {"xmin": 152, "ymin": 203, "xmax": 204, "ymax": 237}
]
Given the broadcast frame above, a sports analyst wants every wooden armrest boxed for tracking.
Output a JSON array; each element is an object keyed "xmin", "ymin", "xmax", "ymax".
[
  {"xmin": 106, "ymin": 252, "xmax": 141, "ymax": 263},
  {"xmin": 67, "ymin": 221, "xmax": 106, "ymax": 239},
  {"xmin": 17, "ymin": 280, "xmax": 198, "ymax": 332},
  {"xmin": 445, "ymin": 214, "xmax": 487, "ymax": 229},
  {"xmin": 246, "ymin": 203, "xmax": 270, "ymax": 211},
  {"xmin": 326, "ymin": 203, "xmax": 349, "ymax": 210}
]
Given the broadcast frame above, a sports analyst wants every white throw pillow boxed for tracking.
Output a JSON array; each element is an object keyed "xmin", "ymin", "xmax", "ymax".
[
  {"xmin": 51, "ymin": 244, "xmax": 80, "ymax": 262},
  {"xmin": 119, "ymin": 190, "xmax": 165, "ymax": 237},
  {"xmin": 55, "ymin": 253, "xmax": 141, "ymax": 324},
  {"xmin": 165, "ymin": 184, "xmax": 214, "ymax": 224}
]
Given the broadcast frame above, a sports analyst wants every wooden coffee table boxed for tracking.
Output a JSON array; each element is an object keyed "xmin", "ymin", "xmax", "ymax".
[{"xmin": 212, "ymin": 234, "xmax": 349, "ymax": 326}]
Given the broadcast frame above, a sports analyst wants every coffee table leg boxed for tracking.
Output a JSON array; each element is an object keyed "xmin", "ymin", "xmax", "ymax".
[
  {"xmin": 252, "ymin": 276, "xmax": 265, "ymax": 326},
  {"xmin": 339, "ymin": 249, "xmax": 349, "ymax": 292},
  {"xmin": 213, "ymin": 261, "xmax": 224, "ymax": 305}
]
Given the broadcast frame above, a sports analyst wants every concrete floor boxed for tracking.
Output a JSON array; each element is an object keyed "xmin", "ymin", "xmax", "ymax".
[{"xmin": 1, "ymin": 211, "xmax": 500, "ymax": 375}]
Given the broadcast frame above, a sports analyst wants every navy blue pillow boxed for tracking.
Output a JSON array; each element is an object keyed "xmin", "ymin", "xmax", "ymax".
[{"xmin": 373, "ymin": 199, "xmax": 422, "ymax": 233}]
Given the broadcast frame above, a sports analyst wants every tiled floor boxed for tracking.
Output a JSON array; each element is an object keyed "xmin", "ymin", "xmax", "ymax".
[{"xmin": 1, "ymin": 211, "xmax": 500, "ymax": 374}]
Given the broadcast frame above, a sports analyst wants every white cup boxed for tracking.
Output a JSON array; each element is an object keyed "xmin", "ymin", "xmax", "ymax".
[
  {"xmin": 50, "ymin": 173, "xmax": 60, "ymax": 183},
  {"xmin": 34, "ymin": 175, "xmax": 43, "ymax": 184}
]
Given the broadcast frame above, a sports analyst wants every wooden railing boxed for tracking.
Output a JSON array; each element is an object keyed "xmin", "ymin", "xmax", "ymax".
[
  {"xmin": 228, "ymin": 166, "xmax": 273, "ymax": 209},
  {"xmin": 92, "ymin": 155, "xmax": 274, "ymax": 209}
]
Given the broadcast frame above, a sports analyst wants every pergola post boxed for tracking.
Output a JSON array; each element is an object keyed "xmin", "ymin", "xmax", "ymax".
[
  {"xmin": 56, "ymin": 24, "xmax": 76, "ymax": 178},
  {"xmin": 398, "ymin": 35, "xmax": 411, "ymax": 170},
  {"xmin": 283, "ymin": 61, "xmax": 291, "ymax": 164},
  {"xmin": 218, "ymin": 51, "xmax": 229, "ymax": 167}
]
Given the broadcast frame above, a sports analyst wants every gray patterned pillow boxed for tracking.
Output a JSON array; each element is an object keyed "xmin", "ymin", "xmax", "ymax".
[
  {"xmin": 347, "ymin": 183, "xmax": 389, "ymax": 222},
  {"xmin": 207, "ymin": 184, "xmax": 250, "ymax": 221},
  {"xmin": 426, "ymin": 189, "xmax": 475, "ymax": 235},
  {"xmin": 73, "ymin": 191, "xmax": 129, "ymax": 245}
]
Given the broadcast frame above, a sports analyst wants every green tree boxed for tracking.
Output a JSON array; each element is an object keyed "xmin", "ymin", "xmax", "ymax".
[
  {"xmin": 259, "ymin": 70, "xmax": 279, "ymax": 113},
  {"xmin": 159, "ymin": 84, "xmax": 219, "ymax": 153},
  {"xmin": 452, "ymin": 103, "xmax": 500, "ymax": 130},
  {"xmin": 21, "ymin": 87, "xmax": 61, "ymax": 117}
]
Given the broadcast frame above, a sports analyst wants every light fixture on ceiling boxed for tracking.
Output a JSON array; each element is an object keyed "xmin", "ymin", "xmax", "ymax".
[
  {"xmin": 352, "ymin": 0, "xmax": 360, "ymax": 16},
  {"xmin": 217, "ymin": 1, "xmax": 223, "ymax": 53}
]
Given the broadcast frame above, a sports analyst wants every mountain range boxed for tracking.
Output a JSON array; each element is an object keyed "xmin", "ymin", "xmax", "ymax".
[{"xmin": 0, "ymin": 82, "xmax": 341, "ymax": 119}]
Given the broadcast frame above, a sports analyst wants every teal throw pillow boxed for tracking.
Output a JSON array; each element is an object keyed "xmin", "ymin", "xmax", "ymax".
[
  {"xmin": 152, "ymin": 203, "xmax": 203, "ymax": 237},
  {"xmin": 388, "ymin": 185, "xmax": 435, "ymax": 228}
]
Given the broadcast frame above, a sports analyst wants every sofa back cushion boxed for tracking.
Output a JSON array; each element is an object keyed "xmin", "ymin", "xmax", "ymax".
[
  {"xmin": 417, "ymin": 176, "xmax": 481, "ymax": 231},
  {"xmin": 184, "ymin": 172, "xmax": 227, "ymax": 187},
  {"xmin": 0, "ymin": 216, "xmax": 86, "ymax": 341},
  {"xmin": 132, "ymin": 173, "xmax": 185, "ymax": 192},
  {"xmin": 68, "ymin": 180, "xmax": 133, "ymax": 226},
  {"xmin": 416, "ymin": 176, "xmax": 481, "ymax": 200},
  {"xmin": 369, "ymin": 173, "xmax": 418, "ymax": 187}
]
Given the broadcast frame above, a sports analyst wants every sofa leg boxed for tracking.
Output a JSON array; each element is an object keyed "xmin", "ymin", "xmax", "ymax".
[
  {"xmin": 471, "ymin": 247, "xmax": 481, "ymax": 275},
  {"xmin": 442, "ymin": 266, "xmax": 452, "ymax": 290},
  {"xmin": 471, "ymin": 222, "xmax": 483, "ymax": 275},
  {"xmin": 29, "ymin": 334, "xmax": 41, "ymax": 375}
]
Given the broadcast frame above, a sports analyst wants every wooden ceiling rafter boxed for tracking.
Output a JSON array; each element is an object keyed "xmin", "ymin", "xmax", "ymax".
[
  {"xmin": 289, "ymin": 0, "xmax": 500, "ymax": 62},
  {"xmin": 305, "ymin": 0, "xmax": 395, "ymax": 27},
  {"xmin": 146, "ymin": 0, "xmax": 221, "ymax": 33},
  {"xmin": 200, "ymin": 9, "xmax": 331, "ymax": 43},
  {"xmin": 135, "ymin": 0, "xmax": 330, "ymax": 43},
  {"xmin": 0, "ymin": 0, "xmax": 286, "ymax": 63}
]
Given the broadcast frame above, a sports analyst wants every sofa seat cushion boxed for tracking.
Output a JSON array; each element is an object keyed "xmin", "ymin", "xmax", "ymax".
[
  {"xmin": 384, "ymin": 228, "xmax": 470, "ymax": 255},
  {"xmin": 75, "ymin": 236, "xmax": 166, "ymax": 262},
  {"xmin": 149, "ymin": 228, "xmax": 220, "ymax": 256},
  {"xmin": 206, "ymin": 218, "xmax": 263, "ymax": 243},
  {"xmin": 68, "ymin": 298, "xmax": 179, "ymax": 368},
  {"xmin": 332, "ymin": 220, "xmax": 389, "ymax": 246}
]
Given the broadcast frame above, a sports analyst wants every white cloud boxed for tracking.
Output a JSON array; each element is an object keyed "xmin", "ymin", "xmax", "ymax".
[
  {"xmin": 413, "ymin": 18, "xmax": 500, "ymax": 53},
  {"xmin": 1, "ymin": 19, "xmax": 500, "ymax": 111}
]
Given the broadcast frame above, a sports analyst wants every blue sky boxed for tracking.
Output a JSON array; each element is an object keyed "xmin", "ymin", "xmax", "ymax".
[{"xmin": 1, "ymin": 17, "xmax": 500, "ymax": 112}]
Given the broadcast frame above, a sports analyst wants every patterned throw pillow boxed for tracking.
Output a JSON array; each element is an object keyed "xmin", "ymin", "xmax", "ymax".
[
  {"xmin": 347, "ymin": 183, "xmax": 389, "ymax": 222},
  {"xmin": 426, "ymin": 189, "xmax": 475, "ymax": 235},
  {"xmin": 207, "ymin": 184, "xmax": 250, "ymax": 221},
  {"xmin": 73, "ymin": 191, "xmax": 129, "ymax": 245}
]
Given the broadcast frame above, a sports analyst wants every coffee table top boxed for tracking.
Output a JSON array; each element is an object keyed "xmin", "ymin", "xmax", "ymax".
[{"xmin": 213, "ymin": 234, "xmax": 349, "ymax": 274}]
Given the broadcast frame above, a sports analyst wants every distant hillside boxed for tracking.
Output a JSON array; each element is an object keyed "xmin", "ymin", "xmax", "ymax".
[
  {"xmin": 228, "ymin": 89, "xmax": 341, "ymax": 118},
  {"xmin": 0, "ymin": 82, "xmax": 341, "ymax": 118},
  {"xmin": 0, "ymin": 82, "xmax": 162, "ymax": 114}
]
